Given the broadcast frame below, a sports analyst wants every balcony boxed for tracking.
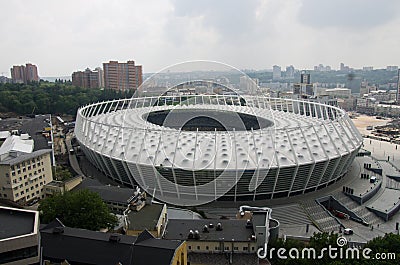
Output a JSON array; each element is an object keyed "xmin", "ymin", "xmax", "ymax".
[{"xmin": 29, "ymin": 174, "xmax": 39, "ymax": 181}]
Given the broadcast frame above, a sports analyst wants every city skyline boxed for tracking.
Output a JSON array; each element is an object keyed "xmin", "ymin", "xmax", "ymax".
[{"xmin": 1, "ymin": 0, "xmax": 400, "ymax": 77}]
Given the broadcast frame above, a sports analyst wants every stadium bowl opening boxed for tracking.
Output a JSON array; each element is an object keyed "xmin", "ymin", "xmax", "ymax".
[{"xmin": 144, "ymin": 109, "xmax": 274, "ymax": 131}]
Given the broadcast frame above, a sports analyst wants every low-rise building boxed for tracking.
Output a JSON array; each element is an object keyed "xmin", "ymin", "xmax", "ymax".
[
  {"xmin": 41, "ymin": 219, "xmax": 186, "ymax": 265},
  {"xmin": 0, "ymin": 206, "xmax": 40, "ymax": 265},
  {"xmin": 164, "ymin": 206, "xmax": 279, "ymax": 264},
  {"xmin": 44, "ymin": 175, "xmax": 83, "ymax": 196},
  {"xmin": 165, "ymin": 219, "xmax": 258, "ymax": 254},
  {"xmin": 125, "ymin": 202, "xmax": 167, "ymax": 238},
  {"xmin": 0, "ymin": 148, "xmax": 53, "ymax": 204},
  {"xmin": 74, "ymin": 177, "xmax": 145, "ymax": 214}
]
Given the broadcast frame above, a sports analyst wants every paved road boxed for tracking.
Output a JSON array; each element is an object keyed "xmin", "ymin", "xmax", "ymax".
[{"xmin": 65, "ymin": 132, "xmax": 84, "ymax": 176}]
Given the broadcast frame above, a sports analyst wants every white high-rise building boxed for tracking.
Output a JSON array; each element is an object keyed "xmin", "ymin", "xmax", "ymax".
[{"xmin": 272, "ymin": 65, "xmax": 281, "ymax": 80}]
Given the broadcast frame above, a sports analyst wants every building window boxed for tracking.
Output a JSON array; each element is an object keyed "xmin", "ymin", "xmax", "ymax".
[
  {"xmin": 188, "ymin": 246, "xmax": 191, "ymax": 250},
  {"xmin": 243, "ymin": 246, "xmax": 248, "ymax": 251},
  {"xmin": 197, "ymin": 246, "xmax": 200, "ymax": 250},
  {"xmin": 234, "ymin": 247, "xmax": 238, "ymax": 251},
  {"xmin": 224, "ymin": 246, "xmax": 229, "ymax": 251},
  {"xmin": 206, "ymin": 246, "xmax": 209, "ymax": 250},
  {"xmin": 215, "ymin": 246, "xmax": 220, "ymax": 250},
  {"xmin": 251, "ymin": 247, "xmax": 255, "ymax": 251}
]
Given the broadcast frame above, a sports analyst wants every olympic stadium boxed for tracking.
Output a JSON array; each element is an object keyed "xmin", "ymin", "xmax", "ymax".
[{"xmin": 75, "ymin": 81, "xmax": 363, "ymax": 206}]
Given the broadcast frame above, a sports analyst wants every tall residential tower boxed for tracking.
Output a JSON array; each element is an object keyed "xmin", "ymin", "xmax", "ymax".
[
  {"xmin": 103, "ymin": 60, "xmax": 143, "ymax": 92},
  {"xmin": 10, "ymin": 63, "xmax": 39, "ymax": 84}
]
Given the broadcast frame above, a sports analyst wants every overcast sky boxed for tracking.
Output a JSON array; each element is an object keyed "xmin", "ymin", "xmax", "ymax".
[{"xmin": 1, "ymin": 0, "xmax": 400, "ymax": 77}]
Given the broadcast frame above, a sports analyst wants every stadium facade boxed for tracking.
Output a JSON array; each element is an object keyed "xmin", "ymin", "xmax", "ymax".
[{"xmin": 75, "ymin": 90, "xmax": 363, "ymax": 205}]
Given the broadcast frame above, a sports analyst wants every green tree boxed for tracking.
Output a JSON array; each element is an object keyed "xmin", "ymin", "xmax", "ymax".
[
  {"xmin": 38, "ymin": 189, "xmax": 118, "ymax": 230},
  {"xmin": 54, "ymin": 165, "xmax": 73, "ymax": 181}
]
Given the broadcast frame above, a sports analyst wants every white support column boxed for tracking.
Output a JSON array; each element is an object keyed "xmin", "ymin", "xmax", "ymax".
[
  {"xmin": 214, "ymin": 128, "xmax": 218, "ymax": 200},
  {"xmin": 322, "ymin": 123, "xmax": 342, "ymax": 183},
  {"xmin": 171, "ymin": 130, "xmax": 181, "ymax": 199},
  {"xmin": 286, "ymin": 130, "xmax": 299, "ymax": 195},
  {"xmin": 232, "ymin": 129, "xmax": 239, "ymax": 201},
  {"xmin": 270, "ymin": 129, "xmax": 280, "ymax": 198},
  {"xmin": 312, "ymin": 125, "xmax": 330, "ymax": 188},
  {"xmin": 192, "ymin": 129, "xmax": 199, "ymax": 200},
  {"xmin": 300, "ymin": 126, "xmax": 317, "ymax": 192},
  {"xmin": 251, "ymin": 128, "xmax": 261, "ymax": 201}
]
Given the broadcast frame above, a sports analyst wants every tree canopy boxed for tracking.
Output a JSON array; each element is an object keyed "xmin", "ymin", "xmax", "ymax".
[
  {"xmin": 38, "ymin": 189, "xmax": 118, "ymax": 231},
  {"xmin": 0, "ymin": 82, "xmax": 134, "ymax": 115}
]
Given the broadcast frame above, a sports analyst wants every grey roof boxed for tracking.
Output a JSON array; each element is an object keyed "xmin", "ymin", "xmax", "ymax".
[
  {"xmin": 40, "ymin": 221, "xmax": 182, "ymax": 265},
  {"xmin": 19, "ymin": 114, "xmax": 52, "ymax": 152},
  {"xmin": 0, "ymin": 149, "xmax": 51, "ymax": 165},
  {"xmin": 133, "ymin": 230, "xmax": 184, "ymax": 265},
  {"xmin": 164, "ymin": 219, "xmax": 254, "ymax": 242},
  {"xmin": 74, "ymin": 178, "xmax": 137, "ymax": 204},
  {"xmin": 0, "ymin": 206, "xmax": 37, "ymax": 240},
  {"xmin": 127, "ymin": 203, "xmax": 165, "ymax": 231},
  {"xmin": 41, "ymin": 225, "xmax": 137, "ymax": 264}
]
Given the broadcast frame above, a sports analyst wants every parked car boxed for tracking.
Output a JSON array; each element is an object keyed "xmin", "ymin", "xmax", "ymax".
[{"xmin": 344, "ymin": 228, "xmax": 353, "ymax": 235}]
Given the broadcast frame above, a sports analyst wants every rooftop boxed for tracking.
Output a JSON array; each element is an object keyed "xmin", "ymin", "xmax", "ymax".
[
  {"xmin": 127, "ymin": 203, "xmax": 165, "ymax": 231},
  {"xmin": 74, "ymin": 177, "xmax": 138, "ymax": 204},
  {"xmin": 0, "ymin": 206, "xmax": 38, "ymax": 240},
  {"xmin": 0, "ymin": 115, "xmax": 52, "ymax": 152},
  {"xmin": 164, "ymin": 219, "xmax": 254, "ymax": 242},
  {"xmin": 0, "ymin": 135, "xmax": 34, "ymax": 156},
  {"xmin": 0, "ymin": 149, "xmax": 51, "ymax": 165},
  {"xmin": 40, "ymin": 220, "xmax": 183, "ymax": 265}
]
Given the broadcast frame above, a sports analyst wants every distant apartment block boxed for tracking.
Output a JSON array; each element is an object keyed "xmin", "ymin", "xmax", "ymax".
[
  {"xmin": 272, "ymin": 65, "xmax": 281, "ymax": 80},
  {"xmin": 10, "ymin": 63, "xmax": 39, "ymax": 84},
  {"xmin": 313, "ymin": 64, "xmax": 331, "ymax": 72},
  {"xmin": 362, "ymin": 66, "xmax": 373, "ymax": 71},
  {"xmin": 103, "ymin": 60, "xmax": 143, "ymax": 91},
  {"xmin": 72, "ymin": 67, "xmax": 104, "ymax": 89},
  {"xmin": 293, "ymin": 72, "xmax": 314, "ymax": 96},
  {"xmin": 397, "ymin": 69, "xmax": 400, "ymax": 104},
  {"xmin": 0, "ymin": 76, "xmax": 11, "ymax": 84},
  {"xmin": 285, "ymin": 65, "xmax": 295, "ymax": 79},
  {"xmin": 386, "ymin": 65, "xmax": 398, "ymax": 71}
]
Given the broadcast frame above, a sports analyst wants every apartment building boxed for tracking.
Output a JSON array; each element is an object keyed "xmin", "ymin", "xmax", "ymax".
[
  {"xmin": 10, "ymin": 63, "xmax": 39, "ymax": 84},
  {"xmin": 103, "ymin": 60, "xmax": 143, "ymax": 91},
  {"xmin": 72, "ymin": 67, "xmax": 104, "ymax": 89},
  {"xmin": 0, "ymin": 149, "xmax": 53, "ymax": 204}
]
